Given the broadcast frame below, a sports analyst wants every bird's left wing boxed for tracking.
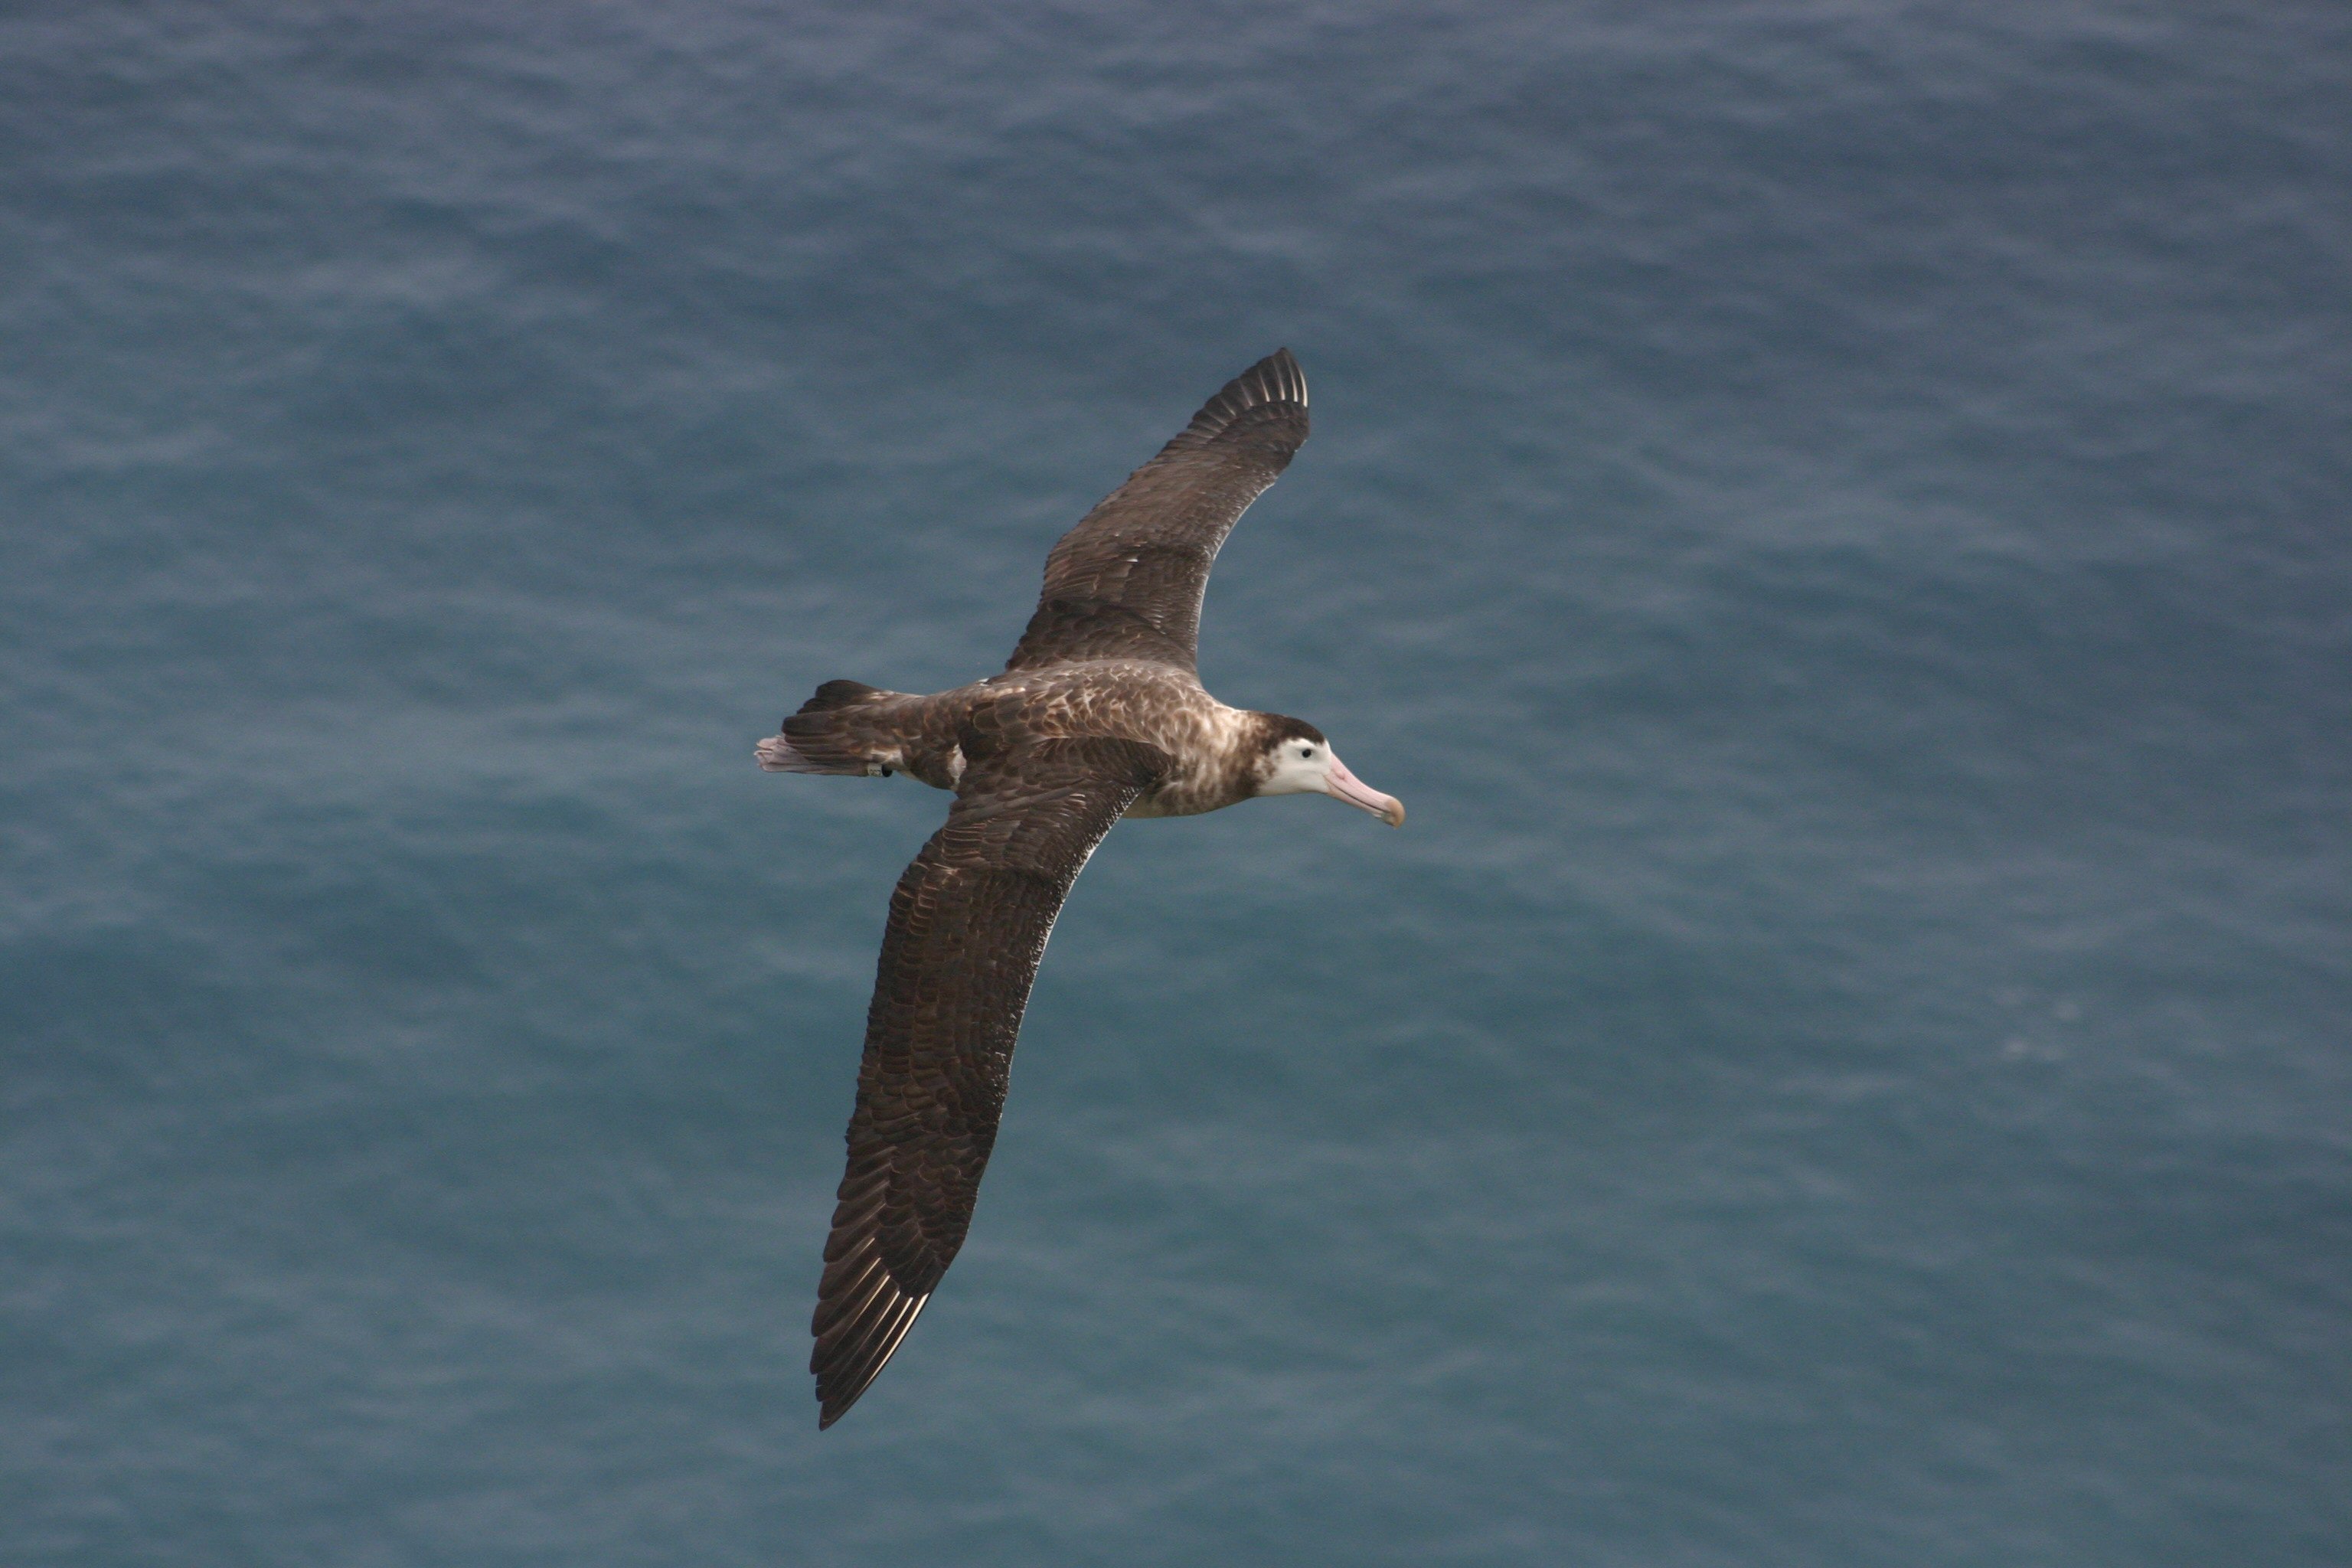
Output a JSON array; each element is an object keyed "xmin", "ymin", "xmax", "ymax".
[{"xmin": 812, "ymin": 736, "xmax": 1171, "ymax": 1428}]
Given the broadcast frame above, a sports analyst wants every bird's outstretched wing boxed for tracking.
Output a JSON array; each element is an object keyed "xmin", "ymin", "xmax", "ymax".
[
  {"xmin": 812, "ymin": 736, "xmax": 1171, "ymax": 1428},
  {"xmin": 1006, "ymin": 348, "xmax": 1308, "ymax": 671}
]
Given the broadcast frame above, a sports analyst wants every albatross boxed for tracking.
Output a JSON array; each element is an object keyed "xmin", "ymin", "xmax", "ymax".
[{"xmin": 756, "ymin": 349, "xmax": 1403, "ymax": 1428}]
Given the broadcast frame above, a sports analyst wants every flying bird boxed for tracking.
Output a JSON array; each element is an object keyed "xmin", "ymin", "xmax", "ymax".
[{"xmin": 756, "ymin": 349, "xmax": 1403, "ymax": 1429}]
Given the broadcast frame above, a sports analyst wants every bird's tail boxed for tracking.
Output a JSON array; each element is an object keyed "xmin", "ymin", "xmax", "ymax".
[{"xmin": 756, "ymin": 680, "xmax": 903, "ymax": 775}]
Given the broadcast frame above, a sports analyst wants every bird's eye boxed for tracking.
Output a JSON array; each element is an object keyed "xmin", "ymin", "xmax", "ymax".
[{"xmin": 1298, "ymin": 746, "xmax": 1313, "ymax": 759}]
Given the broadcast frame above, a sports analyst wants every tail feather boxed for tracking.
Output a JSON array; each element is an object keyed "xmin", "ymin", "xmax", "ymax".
[
  {"xmin": 798, "ymin": 679, "xmax": 885, "ymax": 714},
  {"xmin": 756, "ymin": 734, "xmax": 836, "ymax": 773},
  {"xmin": 754, "ymin": 678, "xmax": 903, "ymax": 776}
]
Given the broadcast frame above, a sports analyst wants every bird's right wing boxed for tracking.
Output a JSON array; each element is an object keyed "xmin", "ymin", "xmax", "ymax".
[
  {"xmin": 1006, "ymin": 349, "xmax": 1308, "ymax": 671},
  {"xmin": 811, "ymin": 736, "xmax": 1170, "ymax": 1428}
]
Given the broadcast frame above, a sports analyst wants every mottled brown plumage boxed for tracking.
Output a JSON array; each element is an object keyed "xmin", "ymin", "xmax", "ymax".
[{"xmin": 756, "ymin": 350, "xmax": 1403, "ymax": 1428}]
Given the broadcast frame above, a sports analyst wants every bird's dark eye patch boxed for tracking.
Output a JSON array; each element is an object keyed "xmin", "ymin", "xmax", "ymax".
[{"xmin": 1298, "ymin": 746, "xmax": 1313, "ymax": 758}]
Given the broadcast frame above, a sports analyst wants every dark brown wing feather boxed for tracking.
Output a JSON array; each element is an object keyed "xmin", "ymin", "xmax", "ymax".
[
  {"xmin": 1006, "ymin": 348, "xmax": 1308, "ymax": 671},
  {"xmin": 812, "ymin": 737, "xmax": 1171, "ymax": 1428}
]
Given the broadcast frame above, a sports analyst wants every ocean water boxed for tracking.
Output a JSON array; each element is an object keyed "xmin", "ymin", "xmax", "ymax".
[{"xmin": 3, "ymin": 2, "xmax": 2347, "ymax": 1562}]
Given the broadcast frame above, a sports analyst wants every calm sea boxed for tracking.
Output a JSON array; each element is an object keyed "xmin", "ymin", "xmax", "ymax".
[{"xmin": 4, "ymin": 2, "xmax": 2347, "ymax": 1563}]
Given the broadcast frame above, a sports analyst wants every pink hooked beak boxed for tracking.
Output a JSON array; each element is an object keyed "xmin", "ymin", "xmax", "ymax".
[{"xmin": 1322, "ymin": 755, "xmax": 1406, "ymax": 827}]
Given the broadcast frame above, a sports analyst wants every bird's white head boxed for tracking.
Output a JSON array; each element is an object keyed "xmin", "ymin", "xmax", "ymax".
[{"xmin": 1250, "ymin": 717, "xmax": 1405, "ymax": 827}]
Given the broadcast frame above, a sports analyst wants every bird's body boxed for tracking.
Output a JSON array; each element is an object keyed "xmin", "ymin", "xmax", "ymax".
[
  {"xmin": 760, "ymin": 662, "xmax": 1294, "ymax": 818},
  {"xmin": 756, "ymin": 350, "xmax": 1401, "ymax": 1427}
]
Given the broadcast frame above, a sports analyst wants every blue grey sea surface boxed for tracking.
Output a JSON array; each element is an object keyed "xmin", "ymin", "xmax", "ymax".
[{"xmin": 4, "ymin": 2, "xmax": 2347, "ymax": 1563}]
